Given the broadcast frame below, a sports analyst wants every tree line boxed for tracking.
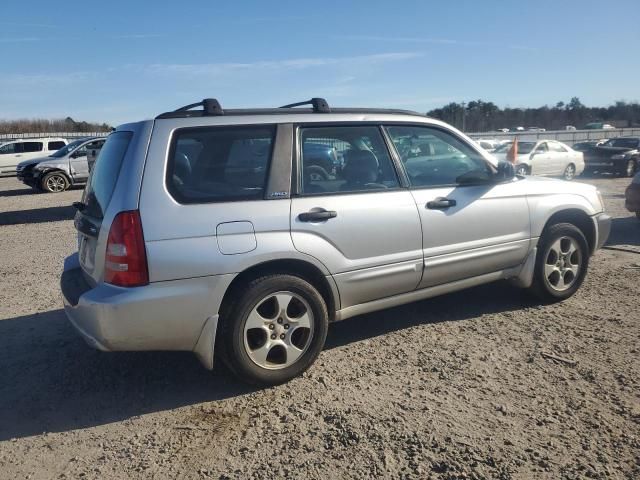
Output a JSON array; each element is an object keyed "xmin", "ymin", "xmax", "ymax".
[
  {"xmin": 0, "ymin": 117, "xmax": 112, "ymax": 135},
  {"xmin": 426, "ymin": 98, "xmax": 640, "ymax": 132}
]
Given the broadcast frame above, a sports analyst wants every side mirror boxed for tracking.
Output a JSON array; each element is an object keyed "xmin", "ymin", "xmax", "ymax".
[{"xmin": 496, "ymin": 160, "xmax": 515, "ymax": 180}]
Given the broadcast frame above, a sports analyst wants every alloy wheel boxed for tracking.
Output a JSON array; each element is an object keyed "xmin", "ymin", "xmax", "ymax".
[
  {"xmin": 46, "ymin": 175, "xmax": 66, "ymax": 192},
  {"xmin": 243, "ymin": 291, "xmax": 314, "ymax": 370},
  {"xmin": 543, "ymin": 236, "xmax": 582, "ymax": 291},
  {"xmin": 564, "ymin": 164, "xmax": 575, "ymax": 180}
]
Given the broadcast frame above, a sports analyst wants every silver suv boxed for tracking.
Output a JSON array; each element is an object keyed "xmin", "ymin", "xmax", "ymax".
[{"xmin": 61, "ymin": 98, "xmax": 611, "ymax": 385}]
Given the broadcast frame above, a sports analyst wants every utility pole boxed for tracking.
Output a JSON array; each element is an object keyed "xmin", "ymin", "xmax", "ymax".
[{"xmin": 461, "ymin": 101, "xmax": 466, "ymax": 132}]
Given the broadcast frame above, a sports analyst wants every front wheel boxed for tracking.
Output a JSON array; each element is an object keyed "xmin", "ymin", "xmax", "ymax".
[
  {"xmin": 41, "ymin": 172, "xmax": 70, "ymax": 193},
  {"xmin": 219, "ymin": 274, "xmax": 329, "ymax": 385},
  {"xmin": 562, "ymin": 163, "xmax": 576, "ymax": 180},
  {"xmin": 528, "ymin": 223, "xmax": 589, "ymax": 303},
  {"xmin": 515, "ymin": 164, "xmax": 529, "ymax": 176}
]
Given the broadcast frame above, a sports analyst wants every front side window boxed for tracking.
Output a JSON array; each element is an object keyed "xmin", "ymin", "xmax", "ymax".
[
  {"xmin": 167, "ymin": 125, "xmax": 275, "ymax": 203},
  {"xmin": 0, "ymin": 142, "xmax": 17, "ymax": 154},
  {"xmin": 386, "ymin": 125, "xmax": 493, "ymax": 187},
  {"xmin": 299, "ymin": 125, "xmax": 399, "ymax": 195},
  {"xmin": 22, "ymin": 142, "xmax": 43, "ymax": 153}
]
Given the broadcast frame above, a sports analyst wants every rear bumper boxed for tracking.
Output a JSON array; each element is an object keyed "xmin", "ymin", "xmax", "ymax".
[
  {"xmin": 593, "ymin": 213, "xmax": 612, "ymax": 251},
  {"xmin": 60, "ymin": 253, "xmax": 233, "ymax": 364}
]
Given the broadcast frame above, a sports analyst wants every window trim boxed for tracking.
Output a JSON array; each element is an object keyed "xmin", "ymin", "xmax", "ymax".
[
  {"xmin": 292, "ymin": 122, "xmax": 405, "ymax": 197},
  {"xmin": 382, "ymin": 124, "xmax": 500, "ymax": 191},
  {"xmin": 165, "ymin": 123, "xmax": 278, "ymax": 205}
]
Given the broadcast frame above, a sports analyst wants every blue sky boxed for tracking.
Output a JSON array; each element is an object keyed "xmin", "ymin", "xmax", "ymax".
[{"xmin": 1, "ymin": 0, "xmax": 639, "ymax": 125}]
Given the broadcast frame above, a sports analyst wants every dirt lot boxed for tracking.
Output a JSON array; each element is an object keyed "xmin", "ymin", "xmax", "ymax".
[{"xmin": 0, "ymin": 175, "xmax": 638, "ymax": 480}]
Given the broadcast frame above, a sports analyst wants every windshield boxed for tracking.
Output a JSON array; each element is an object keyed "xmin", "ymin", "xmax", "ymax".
[
  {"xmin": 603, "ymin": 138, "xmax": 639, "ymax": 149},
  {"xmin": 50, "ymin": 139, "xmax": 84, "ymax": 157}
]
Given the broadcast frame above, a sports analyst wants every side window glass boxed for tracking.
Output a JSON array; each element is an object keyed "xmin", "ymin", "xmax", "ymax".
[
  {"xmin": 299, "ymin": 125, "xmax": 399, "ymax": 195},
  {"xmin": 535, "ymin": 143, "xmax": 548, "ymax": 153},
  {"xmin": 386, "ymin": 125, "xmax": 492, "ymax": 187},
  {"xmin": 549, "ymin": 142, "xmax": 567, "ymax": 153},
  {"xmin": 48, "ymin": 141, "xmax": 66, "ymax": 150},
  {"xmin": 167, "ymin": 126, "xmax": 275, "ymax": 203},
  {"xmin": 0, "ymin": 143, "xmax": 16, "ymax": 154},
  {"xmin": 23, "ymin": 142, "xmax": 43, "ymax": 153}
]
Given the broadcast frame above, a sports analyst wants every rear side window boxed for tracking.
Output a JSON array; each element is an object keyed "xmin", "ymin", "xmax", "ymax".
[
  {"xmin": 22, "ymin": 142, "xmax": 43, "ymax": 152},
  {"xmin": 48, "ymin": 141, "xmax": 66, "ymax": 150},
  {"xmin": 167, "ymin": 125, "xmax": 275, "ymax": 203},
  {"xmin": 548, "ymin": 142, "xmax": 567, "ymax": 152},
  {"xmin": 83, "ymin": 131, "xmax": 133, "ymax": 219}
]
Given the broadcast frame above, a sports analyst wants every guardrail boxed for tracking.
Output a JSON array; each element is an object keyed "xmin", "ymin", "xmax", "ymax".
[
  {"xmin": 468, "ymin": 127, "xmax": 640, "ymax": 145},
  {"xmin": 0, "ymin": 132, "xmax": 110, "ymax": 141}
]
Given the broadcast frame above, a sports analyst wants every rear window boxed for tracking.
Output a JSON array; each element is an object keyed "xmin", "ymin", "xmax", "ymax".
[
  {"xmin": 83, "ymin": 131, "xmax": 133, "ymax": 219},
  {"xmin": 167, "ymin": 125, "xmax": 275, "ymax": 203},
  {"xmin": 48, "ymin": 141, "xmax": 66, "ymax": 150}
]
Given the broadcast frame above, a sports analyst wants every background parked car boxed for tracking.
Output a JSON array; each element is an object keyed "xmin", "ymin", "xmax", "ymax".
[
  {"xmin": 625, "ymin": 172, "xmax": 640, "ymax": 219},
  {"xmin": 493, "ymin": 140, "xmax": 584, "ymax": 180},
  {"xmin": 572, "ymin": 140, "xmax": 606, "ymax": 152},
  {"xmin": 582, "ymin": 136, "xmax": 639, "ymax": 177},
  {"xmin": 0, "ymin": 137, "xmax": 67, "ymax": 175},
  {"xmin": 584, "ymin": 122, "xmax": 615, "ymax": 130},
  {"xmin": 475, "ymin": 139, "xmax": 499, "ymax": 152},
  {"xmin": 16, "ymin": 137, "xmax": 105, "ymax": 192}
]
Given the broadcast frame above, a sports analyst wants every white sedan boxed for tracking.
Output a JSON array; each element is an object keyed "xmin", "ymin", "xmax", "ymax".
[{"xmin": 493, "ymin": 140, "xmax": 585, "ymax": 180}]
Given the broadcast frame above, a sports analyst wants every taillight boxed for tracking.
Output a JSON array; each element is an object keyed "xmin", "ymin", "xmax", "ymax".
[{"xmin": 104, "ymin": 210, "xmax": 148, "ymax": 287}]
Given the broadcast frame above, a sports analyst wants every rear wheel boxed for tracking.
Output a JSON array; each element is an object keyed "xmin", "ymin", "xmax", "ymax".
[
  {"xmin": 622, "ymin": 159, "xmax": 636, "ymax": 177},
  {"xmin": 41, "ymin": 172, "xmax": 70, "ymax": 193},
  {"xmin": 563, "ymin": 163, "xmax": 576, "ymax": 180},
  {"xmin": 528, "ymin": 223, "xmax": 589, "ymax": 303},
  {"xmin": 219, "ymin": 274, "xmax": 329, "ymax": 385}
]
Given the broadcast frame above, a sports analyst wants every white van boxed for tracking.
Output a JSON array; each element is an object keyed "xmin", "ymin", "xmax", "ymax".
[{"xmin": 0, "ymin": 137, "xmax": 68, "ymax": 175}]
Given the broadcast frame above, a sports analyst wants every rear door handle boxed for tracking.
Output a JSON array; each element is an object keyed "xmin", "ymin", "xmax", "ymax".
[
  {"xmin": 298, "ymin": 209, "xmax": 337, "ymax": 222},
  {"xmin": 426, "ymin": 197, "xmax": 457, "ymax": 209}
]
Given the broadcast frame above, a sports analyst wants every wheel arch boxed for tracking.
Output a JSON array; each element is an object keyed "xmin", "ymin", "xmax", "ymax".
[
  {"xmin": 40, "ymin": 169, "xmax": 72, "ymax": 191},
  {"xmin": 219, "ymin": 258, "xmax": 340, "ymax": 323},
  {"xmin": 540, "ymin": 208, "xmax": 596, "ymax": 254}
]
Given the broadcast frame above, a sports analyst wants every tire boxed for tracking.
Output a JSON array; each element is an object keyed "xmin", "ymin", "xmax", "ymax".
[
  {"xmin": 515, "ymin": 164, "xmax": 529, "ymax": 176},
  {"xmin": 621, "ymin": 159, "xmax": 636, "ymax": 178},
  {"xmin": 218, "ymin": 274, "xmax": 329, "ymax": 385},
  {"xmin": 41, "ymin": 172, "xmax": 70, "ymax": 193},
  {"xmin": 305, "ymin": 165, "xmax": 330, "ymax": 182},
  {"xmin": 581, "ymin": 167, "xmax": 594, "ymax": 177},
  {"xmin": 562, "ymin": 163, "xmax": 576, "ymax": 181},
  {"xmin": 528, "ymin": 223, "xmax": 589, "ymax": 303}
]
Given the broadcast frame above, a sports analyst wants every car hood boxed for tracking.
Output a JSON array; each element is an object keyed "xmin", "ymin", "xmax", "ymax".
[
  {"xmin": 518, "ymin": 175, "xmax": 598, "ymax": 197},
  {"xmin": 17, "ymin": 155, "xmax": 54, "ymax": 168}
]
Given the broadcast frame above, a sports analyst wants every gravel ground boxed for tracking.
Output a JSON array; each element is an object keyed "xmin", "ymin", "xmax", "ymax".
[{"xmin": 0, "ymin": 175, "xmax": 638, "ymax": 480}]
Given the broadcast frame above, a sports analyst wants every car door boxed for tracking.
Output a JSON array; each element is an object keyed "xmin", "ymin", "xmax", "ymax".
[
  {"xmin": 547, "ymin": 141, "xmax": 570, "ymax": 175},
  {"xmin": 0, "ymin": 141, "xmax": 20, "ymax": 172},
  {"xmin": 385, "ymin": 124, "xmax": 531, "ymax": 288},
  {"xmin": 530, "ymin": 141, "xmax": 551, "ymax": 175},
  {"xmin": 70, "ymin": 140, "xmax": 101, "ymax": 182},
  {"xmin": 290, "ymin": 124, "xmax": 423, "ymax": 309}
]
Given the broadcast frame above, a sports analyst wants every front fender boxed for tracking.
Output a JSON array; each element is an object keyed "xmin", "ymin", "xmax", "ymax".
[{"xmin": 528, "ymin": 193, "xmax": 598, "ymax": 238}]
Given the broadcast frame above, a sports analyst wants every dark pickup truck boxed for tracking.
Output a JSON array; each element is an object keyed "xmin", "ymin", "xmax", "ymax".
[{"xmin": 582, "ymin": 137, "xmax": 639, "ymax": 177}]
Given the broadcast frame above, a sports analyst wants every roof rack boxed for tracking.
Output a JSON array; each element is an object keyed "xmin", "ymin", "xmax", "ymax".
[
  {"xmin": 156, "ymin": 97, "xmax": 425, "ymax": 119},
  {"xmin": 280, "ymin": 98, "xmax": 330, "ymax": 113}
]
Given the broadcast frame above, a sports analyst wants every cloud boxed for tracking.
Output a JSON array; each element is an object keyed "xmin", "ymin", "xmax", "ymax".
[
  {"xmin": 0, "ymin": 37, "xmax": 41, "ymax": 43},
  {"xmin": 111, "ymin": 33, "xmax": 164, "ymax": 39},
  {"xmin": 335, "ymin": 35, "xmax": 538, "ymax": 52},
  {"xmin": 143, "ymin": 52, "xmax": 422, "ymax": 77},
  {"xmin": 0, "ymin": 72, "xmax": 91, "ymax": 86}
]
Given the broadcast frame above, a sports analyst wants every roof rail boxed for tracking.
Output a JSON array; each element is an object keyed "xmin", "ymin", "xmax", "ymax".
[
  {"xmin": 157, "ymin": 98, "xmax": 224, "ymax": 118},
  {"xmin": 280, "ymin": 97, "xmax": 330, "ymax": 113}
]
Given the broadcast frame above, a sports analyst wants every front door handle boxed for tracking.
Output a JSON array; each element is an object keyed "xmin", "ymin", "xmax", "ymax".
[
  {"xmin": 426, "ymin": 197, "xmax": 457, "ymax": 209},
  {"xmin": 299, "ymin": 209, "xmax": 337, "ymax": 222}
]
